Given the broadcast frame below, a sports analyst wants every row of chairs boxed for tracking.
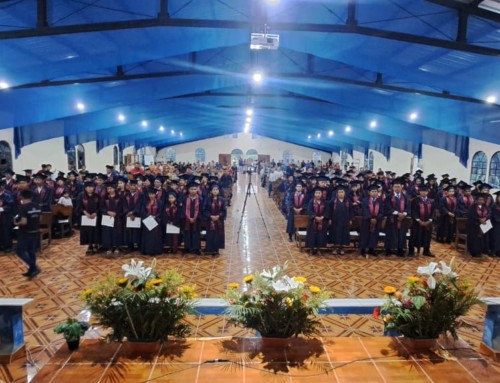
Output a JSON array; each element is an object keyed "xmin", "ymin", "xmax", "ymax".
[{"xmin": 292, "ymin": 214, "xmax": 469, "ymax": 255}]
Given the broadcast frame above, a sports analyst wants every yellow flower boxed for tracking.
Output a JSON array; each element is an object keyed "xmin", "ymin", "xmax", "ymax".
[
  {"xmin": 116, "ymin": 278, "xmax": 128, "ymax": 287},
  {"xmin": 178, "ymin": 284, "xmax": 197, "ymax": 300},
  {"xmin": 284, "ymin": 297, "xmax": 293, "ymax": 307},
  {"xmin": 243, "ymin": 274, "xmax": 254, "ymax": 283},
  {"xmin": 151, "ymin": 278, "xmax": 163, "ymax": 286},
  {"xmin": 407, "ymin": 276, "xmax": 420, "ymax": 284},
  {"xmin": 294, "ymin": 276, "xmax": 307, "ymax": 283},
  {"xmin": 82, "ymin": 289, "xmax": 93, "ymax": 298},
  {"xmin": 383, "ymin": 314, "xmax": 393, "ymax": 323},
  {"xmin": 384, "ymin": 286, "xmax": 396, "ymax": 295},
  {"xmin": 459, "ymin": 281, "xmax": 472, "ymax": 289},
  {"xmin": 228, "ymin": 282, "xmax": 239, "ymax": 289},
  {"xmin": 309, "ymin": 285, "xmax": 321, "ymax": 294}
]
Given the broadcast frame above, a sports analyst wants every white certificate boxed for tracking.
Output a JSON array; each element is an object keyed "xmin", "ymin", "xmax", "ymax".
[
  {"xmin": 126, "ymin": 217, "xmax": 141, "ymax": 228},
  {"xmin": 102, "ymin": 215, "xmax": 115, "ymax": 228},
  {"xmin": 166, "ymin": 224, "xmax": 180, "ymax": 234},
  {"xmin": 0, "ymin": 207, "xmax": 4, "ymax": 212},
  {"xmin": 81, "ymin": 215, "xmax": 97, "ymax": 227},
  {"xmin": 143, "ymin": 215, "xmax": 158, "ymax": 231},
  {"xmin": 481, "ymin": 219, "xmax": 493, "ymax": 234}
]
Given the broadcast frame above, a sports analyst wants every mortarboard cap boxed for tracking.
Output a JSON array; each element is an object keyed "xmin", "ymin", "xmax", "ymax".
[
  {"xmin": 441, "ymin": 174, "xmax": 449, "ymax": 178},
  {"xmin": 480, "ymin": 183, "xmax": 492, "ymax": 191},
  {"xmin": 83, "ymin": 181, "xmax": 95, "ymax": 188},
  {"xmin": 129, "ymin": 179, "xmax": 138, "ymax": 185},
  {"xmin": 33, "ymin": 173, "xmax": 47, "ymax": 180},
  {"xmin": 68, "ymin": 170, "xmax": 78, "ymax": 177},
  {"xmin": 4, "ymin": 169, "xmax": 14, "ymax": 176},
  {"xmin": 23, "ymin": 169, "xmax": 32, "ymax": 174},
  {"xmin": 494, "ymin": 191, "xmax": 500, "ymax": 196},
  {"xmin": 105, "ymin": 165, "xmax": 114, "ymax": 169},
  {"xmin": 187, "ymin": 181, "xmax": 199, "ymax": 189},
  {"xmin": 419, "ymin": 185, "xmax": 429, "ymax": 192},
  {"xmin": 472, "ymin": 180, "xmax": 483, "ymax": 186},
  {"xmin": 16, "ymin": 175, "xmax": 30, "ymax": 183},
  {"xmin": 367, "ymin": 184, "xmax": 379, "ymax": 192}
]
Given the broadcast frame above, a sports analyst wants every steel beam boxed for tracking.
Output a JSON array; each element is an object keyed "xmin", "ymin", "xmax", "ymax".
[
  {"xmin": 347, "ymin": 0, "xmax": 357, "ymax": 26},
  {"xmin": 0, "ymin": 17, "xmax": 498, "ymax": 57},
  {"xmin": 427, "ymin": 0, "xmax": 500, "ymax": 22},
  {"xmin": 456, "ymin": 9, "xmax": 469, "ymax": 43},
  {"xmin": 36, "ymin": 0, "xmax": 48, "ymax": 28}
]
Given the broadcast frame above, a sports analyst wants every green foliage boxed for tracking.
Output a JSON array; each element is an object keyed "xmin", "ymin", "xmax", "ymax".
[
  {"xmin": 380, "ymin": 260, "xmax": 481, "ymax": 340},
  {"xmin": 224, "ymin": 263, "xmax": 329, "ymax": 338},
  {"xmin": 81, "ymin": 259, "xmax": 196, "ymax": 342},
  {"xmin": 54, "ymin": 318, "xmax": 89, "ymax": 342}
]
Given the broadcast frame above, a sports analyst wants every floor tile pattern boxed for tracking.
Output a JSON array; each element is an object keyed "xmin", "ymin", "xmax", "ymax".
[{"xmin": 1, "ymin": 173, "xmax": 499, "ymax": 382}]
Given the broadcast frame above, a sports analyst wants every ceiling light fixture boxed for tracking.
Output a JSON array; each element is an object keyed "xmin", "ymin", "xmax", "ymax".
[
  {"xmin": 409, "ymin": 112, "xmax": 418, "ymax": 121},
  {"xmin": 328, "ymin": 130, "xmax": 334, "ymax": 137},
  {"xmin": 486, "ymin": 95, "xmax": 497, "ymax": 104},
  {"xmin": 307, "ymin": 135, "xmax": 312, "ymax": 139},
  {"xmin": 345, "ymin": 125, "xmax": 352, "ymax": 133},
  {"xmin": 0, "ymin": 81, "xmax": 10, "ymax": 89},
  {"xmin": 246, "ymin": 108, "xmax": 253, "ymax": 116},
  {"xmin": 118, "ymin": 114, "xmax": 125, "ymax": 122},
  {"xmin": 171, "ymin": 129, "xmax": 175, "ymax": 134},
  {"xmin": 252, "ymin": 72, "xmax": 263, "ymax": 83},
  {"xmin": 159, "ymin": 126, "xmax": 165, "ymax": 132},
  {"xmin": 317, "ymin": 133, "xmax": 321, "ymax": 138},
  {"xmin": 370, "ymin": 120, "xmax": 377, "ymax": 128},
  {"xmin": 76, "ymin": 102, "xmax": 85, "ymax": 111},
  {"xmin": 141, "ymin": 120, "xmax": 148, "ymax": 127}
]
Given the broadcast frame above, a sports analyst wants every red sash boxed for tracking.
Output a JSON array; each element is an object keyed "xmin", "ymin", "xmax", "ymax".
[
  {"xmin": 185, "ymin": 197, "xmax": 200, "ymax": 230},
  {"xmin": 462, "ymin": 195, "xmax": 474, "ymax": 208},
  {"xmin": 146, "ymin": 199, "xmax": 158, "ymax": 216},
  {"xmin": 391, "ymin": 194, "xmax": 406, "ymax": 229},
  {"xmin": 313, "ymin": 200, "xmax": 325, "ymax": 231},
  {"xmin": 294, "ymin": 192, "xmax": 304, "ymax": 209},
  {"xmin": 369, "ymin": 198, "xmax": 380, "ymax": 218},
  {"xmin": 419, "ymin": 199, "xmax": 431, "ymax": 221},
  {"xmin": 166, "ymin": 204, "xmax": 178, "ymax": 221},
  {"xmin": 210, "ymin": 197, "xmax": 223, "ymax": 232},
  {"xmin": 445, "ymin": 196, "xmax": 457, "ymax": 213}
]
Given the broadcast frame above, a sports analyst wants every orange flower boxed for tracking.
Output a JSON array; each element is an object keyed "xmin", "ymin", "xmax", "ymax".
[
  {"xmin": 384, "ymin": 286, "xmax": 396, "ymax": 295},
  {"xmin": 228, "ymin": 282, "xmax": 239, "ymax": 289}
]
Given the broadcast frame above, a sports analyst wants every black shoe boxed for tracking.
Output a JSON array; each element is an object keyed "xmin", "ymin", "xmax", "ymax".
[
  {"xmin": 397, "ymin": 250, "xmax": 405, "ymax": 257},
  {"xmin": 407, "ymin": 252, "xmax": 415, "ymax": 257},
  {"xmin": 27, "ymin": 268, "xmax": 41, "ymax": 279},
  {"xmin": 22, "ymin": 270, "xmax": 31, "ymax": 277},
  {"xmin": 3, "ymin": 247, "xmax": 13, "ymax": 253},
  {"xmin": 423, "ymin": 251, "xmax": 435, "ymax": 258},
  {"xmin": 385, "ymin": 250, "xmax": 392, "ymax": 256},
  {"xmin": 194, "ymin": 250, "xmax": 202, "ymax": 255},
  {"xmin": 360, "ymin": 249, "xmax": 366, "ymax": 256},
  {"xmin": 367, "ymin": 248, "xmax": 376, "ymax": 256}
]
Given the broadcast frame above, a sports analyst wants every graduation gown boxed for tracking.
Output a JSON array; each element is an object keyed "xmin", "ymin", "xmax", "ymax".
[
  {"xmin": 286, "ymin": 191, "xmax": 306, "ymax": 235},
  {"xmin": 76, "ymin": 192, "xmax": 100, "ymax": 245},
  {"xmin": 123, "ymin": 191, "xmax": 143, "ymax": 247},
  {"xmin": 359, "ymin": 197, "xmax": 383, "ymax": 250},
  {"xmin": 491, "ymin": 203, "xmax": 500, "ymax": 253},
  {"xmin": 163, "ymin": 202, "xmax": 183, "ymax": 250},
  {"xmin": 305, "ymin": 199, "xmax": 330, "ymax": 249},
  {"xmin": 409, "ymin": 197, "xmax": 435, "ymax": 251},
  {"xmin": 457, "ymin": 195, "xmax": 475, "ymax": 218},
  {"xmin": 438, "ymin": 196, "xmax": 457, "ymax": 242},
  {"xmin": 467, "ymin": 204, "xmax": 490, "ymax": 256},
  {"xmin": 140, "ymin": 198, "xmax": 164, "ymax": 255},
  {"xmin": 183, "ymin": 195, "xmax": 203, "ymax": 252},
  {"xmin": 203, "ymin": 196, "xmax": 226, "ymax": 252},
  {"xmin": 32, "ymin": 185, "xmax": 53, "ymax": 212},
  {"xmin": 384, "ymin": 193, "xmax": 409, "ymax": 251},
  {"xmin": 100, "ymin": 195, "xmax": 123, "ymax": 249},
  {"xmin": 0, "ymin": 190, "xmax": 15, "ymax": 250},
  {"xmin": 329, "ymin": 198, "xmax": 352, "ymax": 246}
]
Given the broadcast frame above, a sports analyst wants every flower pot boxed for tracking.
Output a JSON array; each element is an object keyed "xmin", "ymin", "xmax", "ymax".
[
  {"xmin": 67, "ymin": 339, "xmax": 80, "ymax": 351},
  {"xmin": 399, "ymin": 337, "xmax": 438, "ymax": 352}
]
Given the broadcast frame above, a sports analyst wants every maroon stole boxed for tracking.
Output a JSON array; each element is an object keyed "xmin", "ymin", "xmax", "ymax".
[
  {"xmin": 294, "ymin": 192, "xmax": 305, "ymax": 209},
  {"xmin": 82, "ymin": 193, "xmax": 96, "ymax": 212},
  {"xmin": 126, "ymin": 192, "xmax": 139, "ymax": 208},
  {"xmin": 209, "ymin": 197, "xmax": 224, "ymax": 232},
  {"xmin": 185, "ymin": 196, "xmax": 200, "ymax": 230},
  {"xmin": 333, "ymin": 199, "xmax": 350, "ymax": 212},
  {"xmin": 55, "ymin": 187, "xmax": 65, "ymax": 199},
  {"xmin": 462, "ymin": 195, "xmax": 474, "ymax": 209},
  {"xmin": 165, "ymin": 204, "xmax": 178, "ymax": 223},
  {"xmin": 369, "ymin": 198, "xmax": 380, "ymax": 218},
  {"xmin": 445, "ymin": 196, "xmax": 457, "ymax": 213},
  {"xmin": 0, "ymin": 195, "xmax": 3, "ymax": 208},
  {"xmin": 477, "ymin": 205, "xmax": 489, "ymax": 237},
  {"xmin": 391, "ymin": 194, "xmax": 406, "ymax": 229},
  {"xmin": 419, "ymin": 198, "xmax": 432, "ymax": 221},
  {"xmin": 313, "ymin": 200, "xmax": 325, "ymax": 231},
  {"xmin": 146, "ymin": 199, "xmax": 158, "ymax": 216}
]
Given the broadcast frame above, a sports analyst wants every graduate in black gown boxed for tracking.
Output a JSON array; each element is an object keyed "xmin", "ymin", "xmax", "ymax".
[
  {"xmin": 329, "ymin": 186, "xmax": 353, "ymax": 255},
  {"xmin": 384, "ymin": 179, "xmax": 409, "ymax": 257},
  {"xmin": 163, "ymin": 191, "xmax": 183, "ymax": 254},
  {"xmin": 490, "ymin": 192, "xmax": 500, "ymax": 257},
  {"xmin": 286, "ymin": 182, "xmax": 306, "ymax": 242},
  {"xmin": 467, "ymin": 194, "xmax": 491, "ymax": 257},
  {"xmin": 123, "ymin": 180, "xmax": 143, "ymax": 252},
  {"xmin": 438, "ymin": 186, "xmax": 457, "ymax": 243},
  {"xmin": 203, "ymin": 183, "xmax": 226, "ymax": 255},
  {"xmin": 0, "ymin": 181, "xmax": 15, "ymax": 252},
  {"xmin": 31, "ymin": 173, "xmax": 53, "ymax": 212},
  {"xmin": 183, "ymin": 182, "xmax": 203, "ymax": 255},
  {"xmin": 140, "ymin": 188, "xmax": 164, "ymax": 256},
  {"xmin": 100, "ymin": 183, "xmax": 123, "ymax": 255},
  {"xmin": 457, "ymin": 184, "xmax": 475, "ymax": 218},
  {"xmin": 359, "ymin": 185, "xmax": 384, "ymax": 256},
  {"xmin": 76, "ymin": 182, "xmax": 100, "ymax": 255},
  {"xmin": 409, "ymin": 185, "xmax": 435, "ymax": 257},
  {"xmin": 305, "ymin": 187, "xmax": 330, "ymax": 255}
]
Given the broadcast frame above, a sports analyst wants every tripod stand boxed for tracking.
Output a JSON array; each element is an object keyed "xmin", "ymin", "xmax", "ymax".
[{"xmin": 236, "ymin": 178, "xmax": 271, "ymax": 243}]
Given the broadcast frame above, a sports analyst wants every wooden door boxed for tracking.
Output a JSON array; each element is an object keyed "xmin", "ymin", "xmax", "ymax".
[
  {"xmin": 219, "ymin": 154, "xmax": 231, "ymax": 166},
  {"xmin": 258, "ymin": 154, "xmax": 270, "ymax": 163}
]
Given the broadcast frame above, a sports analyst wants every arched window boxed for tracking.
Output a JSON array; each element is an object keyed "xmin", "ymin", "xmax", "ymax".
[
  {"xmin": 246, "ymin": 149, "xmax": 258, "ymax": 161},
  {"xmin": 113, "ymin": 146, "xmax": 119, "ymax": 166},
  {"xmin": 195, "ymin": 148, "xmax": 206, "ymax": 163},
  {"xmin": 76, "ymin": 145, "xmax": 85, "ymax": 169},
  {"xmin": 165, "ymin": 147, "xmax": 176, "ymax": 162},
  {"xmin": 283, "ymin": 150, "xmax": 293, "ymax": 164},
  {"xmin": 367, "ymin": 151, "xmax": 374, "ymax": 171},
  {"xmin": 231, "ymin": 149, "xmax": 243, "ymax": 164},
  {"xmin": 470, "ymin": 151, "xmax": 487, "ymax": 184},
  {"xmin": 67, "ymin": 147, "xmax": 76, "ymax": 170},
  {"xmin": 312, "ymin": 152, "xmax": 322, "ymax": 163},
  {"xmin": 489, "ymin": 152, "xmax": 500, "ymax": 188},
  {"xmin": 0, "ymin": 141, "xmax": 13, "ymax": 171}
]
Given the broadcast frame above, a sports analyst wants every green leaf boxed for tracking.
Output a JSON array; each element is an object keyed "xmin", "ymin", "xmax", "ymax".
[{"xmin": 412, "ymin": 296, "xmax": 426, "ymax": 310}]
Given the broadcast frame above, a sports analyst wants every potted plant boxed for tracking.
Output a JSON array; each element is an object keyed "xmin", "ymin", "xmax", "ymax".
[
  {"xmin": 82, "ymin": 259, "xmax": 196, "ymax": 343},
  {"xmin": 224, "ymin": 262, "xmax": 330, "ymax": 338},
  {"xmin": 375, "ymin": 257, "xmax": 481, "ymax": 349},
  {"xmin": 54, "ymin": 318, "xmax": 89, "ymax": 351}
]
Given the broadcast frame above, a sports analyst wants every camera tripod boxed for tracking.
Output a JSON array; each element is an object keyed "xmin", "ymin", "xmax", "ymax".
[{"xmin": 236, "ymin": 178, "xmax": 271, "ymax": 243}]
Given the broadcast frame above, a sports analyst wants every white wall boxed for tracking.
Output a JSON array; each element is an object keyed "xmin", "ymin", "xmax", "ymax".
[{"xmin": 156, "ymin": 133, "xmax": 332, "ymax": 164}]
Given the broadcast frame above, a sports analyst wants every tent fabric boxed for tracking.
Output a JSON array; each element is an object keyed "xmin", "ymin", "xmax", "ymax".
[{"xmin": 0, "ymin": 0, "xmax": 498, "ymax": 162}]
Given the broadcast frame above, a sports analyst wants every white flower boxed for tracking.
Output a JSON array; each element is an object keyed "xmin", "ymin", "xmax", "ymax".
[
  {"xmin": 417, "ymin": 262, "xmax": 442, "ymax": 289},
  {"xmin": 272, "ymin": 276, "xmax": 300, "ymax": 292},
  {"xmin": 391, "ymin": 298, "xmax": 402, "ymax": 307},
  {"xmin": 439, "ymin": 260, "xmax": 458, "ymax": 278},
  {"xmin": 148, "ymin": 297, "xmax": 160, "ymax": 304},
  {"xmin": 110, "ymin": 299, "xmax": 123, "ymax": 307},
  {"xmin": 122, "ymin": 259, "xmax": 153, "ymax": 280},
  {"xmin": 260, "ymin": 265, "xmax": 281, "ymax": 280}
]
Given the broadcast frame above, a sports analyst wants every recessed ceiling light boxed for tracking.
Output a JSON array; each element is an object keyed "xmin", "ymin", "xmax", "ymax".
[
  {"xmin": 159, "ymin": 126, "xmax": 165, "ymax": 131},
  {"xmin": 171, "ymin": 129, "xmax": 175, "ymax": 134},
  {"xmin": 141, "ymin": 120, "xmax": 148, "ymax": 127},
  {"xmin": 252, "ymin": 72, "xmax": 263, "ymax": 83},
  {"xmin": 307, "ymin": 135, "xmax": 312, "ymax": 139},
  {"xmin": 317, "ymin": 133, "xmax": 321, "ymax": 138},
  {"xmin": 345, "ymin": 125, "xmax": 352, "ymax": 132},
  {"xmin": 409, "ymin": 112, "xmax": 418, "ymax": 121},
  {"xmin": 486, "ymin": 95, "xmax": 497, "ymax": 104},
  {"xmin": 0, "ymin": 81, "xmax": 10, "ymax": 89},
  {"xmin": 118, "ymin": 114, "xmax": 125, "ymax": 122},
  {"xmin": 76, "ymin": 102, "xmax": 85, "ymax": 111},
  {"xmin": 246, "ymin": 108, "xmax": 253, "ymax": 116},
  {"xmin": 244, "ymin": 125, "xmax": 250, "ymax": 133},
  {"xmin": 246, "ymin": 117, "xmax": 252, "ymax": 123},
  {"xmin": 370, "ymin": 120, "xmax": 377, "ymax": 128},
  {"xmin": 328, "ymin": 130, "xmax": 334, "ymax": 137},
  {"xmin": 179, "ymin": 132, "xmax": 183, "ymax": 137}
]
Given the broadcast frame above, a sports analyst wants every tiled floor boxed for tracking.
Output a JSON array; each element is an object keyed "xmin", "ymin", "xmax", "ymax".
[{"xmin": 1, "ymin": 172, "xmax": 500, "ymax": 382}]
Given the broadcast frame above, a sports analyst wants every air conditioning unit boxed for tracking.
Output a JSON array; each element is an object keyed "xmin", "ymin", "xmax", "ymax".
[{"xmin": 250, "ymin": 33, "xmax": 280, "ymax": 50}]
